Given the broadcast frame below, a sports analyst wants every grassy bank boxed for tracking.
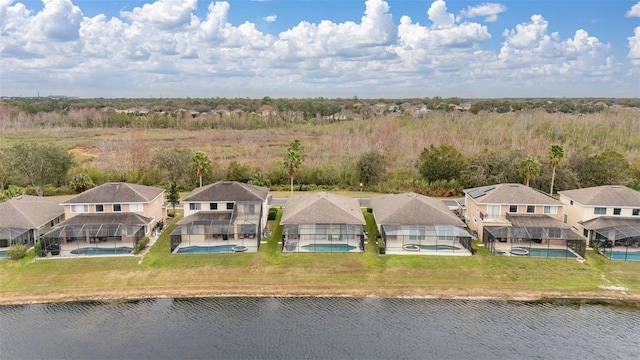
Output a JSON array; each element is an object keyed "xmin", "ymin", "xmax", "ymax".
[{"xmin": 1, "ymin": 211, "xmax": 639, "ymax": 305}]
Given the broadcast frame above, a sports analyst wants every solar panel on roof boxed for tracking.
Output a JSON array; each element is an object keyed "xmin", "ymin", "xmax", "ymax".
[{"xmin": 466, "ymin": 185, "xmax": 495, "ymax": 199}]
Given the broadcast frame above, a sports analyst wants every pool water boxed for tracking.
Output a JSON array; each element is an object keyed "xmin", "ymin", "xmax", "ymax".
[
  {"xmin": 301, "ymin": 244, "xmax": 357, "ymax": 252},
  {"xmin": 70, "ymin": 247, "xmax": 133, "ymax": 255},
  {"xmin": 176, "ymin": 245, "xmax": 237, "ymax": 254},
  {"xmin": 605, "ymin": 251, "xmax": 640, "ymax": 261},
  {"xmin": 511, "ymin": 247, "xmax": 577, "ymax": 259},
  {"xmin": 0, "ymin": 250, "xmax": 6, "ymax": 259}
]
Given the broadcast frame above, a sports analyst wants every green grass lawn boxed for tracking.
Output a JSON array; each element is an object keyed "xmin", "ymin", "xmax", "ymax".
[{"xmin": 1, "ymin": 209, "xmax": 639, "ymax": 304}]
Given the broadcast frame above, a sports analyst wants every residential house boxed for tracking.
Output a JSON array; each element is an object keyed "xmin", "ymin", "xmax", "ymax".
[
  {"xmin": 40, "ymin": 183, "xmax": 165, "ymax": 257},
  {"xmin": 559, "ymin": 186, "xmax": 640, "ymax": 260},
  {"xmin": 370, "ymin": 193, "xmax": 472, "ymax": 255},
  {"xmin": 170, "ymin": 181, "xmax": 271, "ymax": 253},
  {"xmin": 280, "ymin": 192, "xmax": 365, "ymax": 252},
  {"xmin": 0, "ymin": 195, "xmax": 64, "ymax": 249},
  {"xmin": 462, "ymin": 183, "xmax": 584, "ymax": 258}
]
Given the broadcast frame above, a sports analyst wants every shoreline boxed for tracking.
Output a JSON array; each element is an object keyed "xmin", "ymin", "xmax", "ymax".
[{"xmin": 2, "ymin": 288, "xmax": 640, "ymax": 307}]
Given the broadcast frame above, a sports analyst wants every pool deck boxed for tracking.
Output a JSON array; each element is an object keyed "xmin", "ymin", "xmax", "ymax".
[
  {"xmin": 384, "ymin": 240, "xmax": 472, "ymax": 256},
  {"xmin": 282, "ymin": 238, "xmax": 363, "ymax": 253},
  {"xmin": 174, "ymin": 238, "xmax": 259, "ymax": 253}
]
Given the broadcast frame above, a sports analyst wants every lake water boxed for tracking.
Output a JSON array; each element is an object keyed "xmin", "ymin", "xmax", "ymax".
[{"xmin": 1, "ymin": 297, "xmax": 639, "ymax": 359}]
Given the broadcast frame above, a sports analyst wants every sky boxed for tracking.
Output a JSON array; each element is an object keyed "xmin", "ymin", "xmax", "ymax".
[{"xmin": 1, "ymin": 0, "xmax": 639, "ymax": 99}]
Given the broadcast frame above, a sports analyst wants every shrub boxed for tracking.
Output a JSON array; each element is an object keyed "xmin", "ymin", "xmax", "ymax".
[
  {"xmin": 268, "ymin": 208, "xmax": 278, "ymax": 221},
  {"xmin": 7, "ymin": 244, "xmax": 28, "ymax": 260},
  {"xmin": 134, "ymin": 237, "xmax": 150, "ymax": 255},
  {"xmin": 33, "ymin": 242, "xmax": 41, "ymax": 255}
]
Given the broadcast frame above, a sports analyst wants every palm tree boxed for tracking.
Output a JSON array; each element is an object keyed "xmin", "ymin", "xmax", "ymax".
[
  {"xmin": 548, "ymin": 144, "xmax": 564, "ymax": 195},
  {"xmin": 283, "ymin": 139, "xmax": 304, "ymax": 195},
  {"xmin": 192, "ymin": 150, "xmax": 212, "ymax": 188},
  {"xmin": 519, "ymin": 155, "xmax": 540, "ymax": 187}
]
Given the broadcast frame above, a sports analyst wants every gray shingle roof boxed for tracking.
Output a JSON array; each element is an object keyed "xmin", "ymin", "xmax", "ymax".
[
  {"xmin": 0, "ymin": 195, "xmax": 64, "ymax": 229},
  {"xmin": 280, "ymin": 192, "xmax": 365, "ymax": 225},
  {"xmin": 464, "ymin": 183, "xmax": 561, "ymax": 205},
  {"xmin": 64, "ymin": 183, "xmax": 164, "ymax": 204},
  {"xmin": 558, "ymin": 186, "xmax": 640, "ymax": 207},
  {"xmin": 370, "ymin": 192, "xmax": 463, "ymax": 226},
  {"xmin": 182, "ymin": 181, "xmax": 269, "ymax": 202}
]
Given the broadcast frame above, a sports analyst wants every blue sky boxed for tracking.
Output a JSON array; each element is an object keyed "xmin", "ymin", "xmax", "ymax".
[{"xmin": 1, "ymin": 0, "xmax": 639, "ymax": 98}]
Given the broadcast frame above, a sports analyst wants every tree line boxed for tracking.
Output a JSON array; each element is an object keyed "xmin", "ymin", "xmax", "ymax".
[{"xmin": 1, "ymin": 137, "xmax": 638, "ymax": 202}]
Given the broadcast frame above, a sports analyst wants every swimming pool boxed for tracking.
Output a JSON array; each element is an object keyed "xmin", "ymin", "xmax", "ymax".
[
  {"xmin": 606, "ymin": 251, "xmax": 640, "ymax": 261},
  {"xmin": 176, "ymin": 245, "xmax": 238, "ymax": 254},
  {"xmin": 0, "ymin": 250, "xmax": 6, "ymax": 259},
  {"xmin": 301, "ymin": 244, "xmax": 357, "ymax": 252},
  {"xmin": 70, "ymin": 247, "xmax": 133, "ymax": 255},
  {"xmin": 510, "ymin": 247, "xmax": 577, "ymax": 259}
]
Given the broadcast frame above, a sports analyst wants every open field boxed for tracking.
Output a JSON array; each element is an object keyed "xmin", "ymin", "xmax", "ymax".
[{"xmin": 1, "ymin": 210, "xmax": 639, "ymax": 305}]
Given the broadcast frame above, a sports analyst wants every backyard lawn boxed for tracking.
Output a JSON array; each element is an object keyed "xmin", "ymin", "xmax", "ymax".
[{"xmin": 1, "ymin": 209, "xmax": 639, "ymax": 305}]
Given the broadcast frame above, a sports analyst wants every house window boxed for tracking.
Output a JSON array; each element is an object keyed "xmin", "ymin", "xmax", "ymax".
[
  {"xmin": 113, "ymin": 204, "xmax": 122, "ymax": 212},
  {"xmin": 526, "ymin": 205, "xmax": 535, "ymax": 213},
  {"xmin": 583, "ymin": 228, "xmax": 589, "ymax": 237},
  {"xmin": 95, "ymin": 204, "xmax": 104, "ymax": 212},
  {"xmin": 509, "ymin": 205, "xmax": 518, "ymax": 213},
  {"xmin": 248, "ymin": 203, "xmax": 256, "ymax": 215},
  {"xmin": 189, "ymin": 203, "xmax": 201, "ymax": 211},
  {"xmin": 130, "ymin": 203, "xmax": 143, "ymax": 212},
  {"xmin": 71, "ymin": 205, "xmax": 88, "ymax": 213},
  {"xmin": 633, "ymin": 209, "xmax": 640, "ymax": 216},
  {"xmin": 594, "ymin": 207, "xmax": 606, "ymax": 215},
  {"xmin": 563, "ymin": 214, "xmax": 567, "ymax": 223},
  {"xmin": 613, "ymin": 208, "xmax": 621, "ymax": 215},
  {"xmin": 487, "ymin": 205, "xmax": 500, "ymax": 219},
  {"xmin": 227, "ymin": 203, "xmax": 234, "ymax": 210},
  {"xmin": 570, "ymin": 200, "xmax": 574, "ymax": 205},
  {"xmin": 210, "ymin": 203, "xmax": 217, "ymax": 210},
  {"xmin": 543, "ymin": 206, "xmax": 558, "ymax": 215}
]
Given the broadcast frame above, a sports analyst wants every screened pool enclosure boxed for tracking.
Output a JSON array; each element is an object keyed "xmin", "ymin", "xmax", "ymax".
[
  {"xmin": 379, "ymin": 225, "xmax": 472, "ymax": 255},
  {"xmin": 281, "ymin": 223, "xmax": 365, "ymax": 252},
  {"xmin": 483, "ymin": 226, "xmax": 585, "ymax": 259},
  {"xmin": 593, "ymin": 224, "xmax": 640, "ymax": 261},
  {"xmin": 170, "ymin": 206, "xmax": 262, "ymax": 253},
  {"xmin": 0, "ymin": 227, "xmax": 32, "ymax": 248},
  {"xmin": 40, "ymin": 222, "xmax": 145, "ymax": 257}
]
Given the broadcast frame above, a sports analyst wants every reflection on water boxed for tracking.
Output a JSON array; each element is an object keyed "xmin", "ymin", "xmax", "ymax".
[{"xmin": 1, "ymin": 297, "xmax": 639, "ymax": 359}]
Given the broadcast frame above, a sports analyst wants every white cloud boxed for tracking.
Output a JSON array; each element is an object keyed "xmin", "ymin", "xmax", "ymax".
[
  {"xmin": 0, "ymin": 0, "xmax": 633, "ymax": 98},
  {"xmin": 629, "ymin": 27, "xmax": 640, "ymax": 64},
  {"xmin": 458, "ymin": 2, "xmax": 506, "ymax": 22},
  {"xmin": 31, "ymin": 0, "xmax": 83, "ymax": 41},
  {"xmin": 625, "ymin": 2, "xmax": 640, "ymax": 17},
  {"xmin": 121, "ymin": 0, "xmax": 197, "ymax": 30},
  {"xmin": 263, "ymin": 14, "xmax": 276, "ymax": 22},
  {"xmin": 428, "ymin": 0, "xmax": 455, "ymax": 28}
]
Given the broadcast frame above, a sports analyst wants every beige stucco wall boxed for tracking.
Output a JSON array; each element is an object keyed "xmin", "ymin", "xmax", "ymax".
[
  {"xmin": 559, "ymin": 193, "xmax": 640, "ymax": 237},
  {"xmin": 465, "ymin": 194, "xmax": 564, "ymax": 241}
]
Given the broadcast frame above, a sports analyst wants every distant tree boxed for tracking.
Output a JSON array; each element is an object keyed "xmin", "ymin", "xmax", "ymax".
[
  {"xmin": 226, "ymin": 161, "xmax": 251, "ymax": 183},
  {"xmin": 519, "ymin": 155, "xmax": 540, "ymax": 187},
  {"xmin": 0, "ymin": 185, "xmax": 24, "ymax": 202},
  {"xmin": 579, "ymin": 150, "xmax": 629, "ymax": 187},
  {"xmin": 69, "ymin": 173, "xmax": 95, "ymax": 193},
  {"xmin": 151, "ymin": 147, "xmax": 193, "ymax": 189},
  {"xmin": 7, "ymin": 143, "xmax": 74, "ymax": 196},
  {"xmin": 283, "ymin": 139, "xmax": 304, "ymax": 194},
  {"xmin": 166, "ymin": 183, "xmax": 180, "ymax": 216},
  {"xmin": 0, "ymin": 151, "xmax": 13, "ymax": 191},
  {"xmin": 357, "ymin": 150, "xmax": 386, "ymax": 188},
  {"xmin": 417, "ymin": 144, "xmax": 466, "ymax": 183},
  {"xmin": 192, "ymin": 150, "xmax": 212, "ymax": 187},
  {"xmin": 548, "ymin": 144, "xmax": 564, "ymax": 195}
]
